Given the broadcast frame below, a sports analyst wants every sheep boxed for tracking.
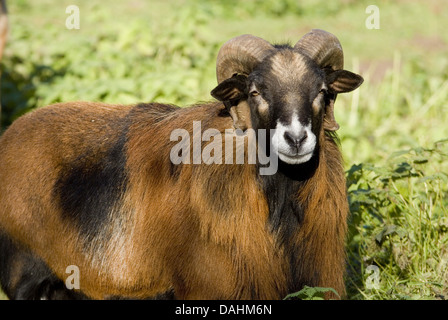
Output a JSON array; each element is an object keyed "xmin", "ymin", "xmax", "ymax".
[{"xmin": 0, "ymin": 29, "xmax": 363, "ymax": 300}]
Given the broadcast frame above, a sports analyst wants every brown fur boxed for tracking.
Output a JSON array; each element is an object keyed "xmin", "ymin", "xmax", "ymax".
[
  {"xmin": 294, "ymin": 131, "xmax": 348, "ymax": 298},
  {"xmin": 0, "ymin": 101, "xmax": 348, "ymax": 299}
]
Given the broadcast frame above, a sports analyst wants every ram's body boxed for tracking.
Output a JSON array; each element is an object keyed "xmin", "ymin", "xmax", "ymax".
[
  {"xmin": 0, "ymin": 30, "xmax": 363, "ymax": 300},
  {"xmin": 0, "ymin": 100, "xmax": 346, "ymax": 299}
]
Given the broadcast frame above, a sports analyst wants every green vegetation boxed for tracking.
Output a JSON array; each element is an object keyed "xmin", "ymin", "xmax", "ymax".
[
  {"xmin": 1, "ymin": 0, "xmax": 447, "ymax": 300},
  {"xmin": 347, "ymin": 142, "xmax": 448, "ymax": 299},
  {"xmin": 284, "ymin": 286, "xmax": 340, "ymax": 300}
]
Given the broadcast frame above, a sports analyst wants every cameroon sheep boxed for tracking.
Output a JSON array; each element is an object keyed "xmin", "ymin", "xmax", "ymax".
[{"xmin": 0, "ymin": 30, "xmax": 363, "ymax": 299}]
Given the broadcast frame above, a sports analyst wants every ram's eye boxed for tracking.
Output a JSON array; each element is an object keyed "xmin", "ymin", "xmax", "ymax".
[{"xmin": 250, "ymin": 90, "xmax": 259, "ymax": 97}]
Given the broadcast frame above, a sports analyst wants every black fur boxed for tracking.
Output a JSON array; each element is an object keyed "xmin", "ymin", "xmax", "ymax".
[
  {"xmin": 259, "ymin": 151, "xmax": 320, "ymax": 293},
  {"xmin": 200, "ymin": 164, "xmax": 242, "ymax": 216},
  {"xmin": 52, "ymin": 103, "xmax": 182, "ymax": 241},
  {"xmin": 260, "ymin": 152, "xmax": 319, "ymax": 244},
  {"xmin": 106, "ymin": 289, "xmax": 175, "ymax": 300},
  {"xmin": 0, "ymin": 230, "xmax": 87, "ymax": 300},
  {"xmin": 169, "ymin": 161, "xmax": 182, "ymax": 180},
  {"xmin": 53, "ymin": 134, "xmax": 129, "ymax": 242},
  {"xmin": 273, "ymin": 43, "xmax": 292, "ymax": 50}
]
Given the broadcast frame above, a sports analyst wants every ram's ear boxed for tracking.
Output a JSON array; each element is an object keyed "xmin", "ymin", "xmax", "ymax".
[
  {"xmin": 210, "ymin": 74, "xmax": 247, "ymax": 102},
  {"xmin": 211, "ymin": 74, "xmax": 251, "ymax": 130},
  {"xmin": 323, "ymin": 70, "xmax": 363, "ymax": 132},
  {"xmin": 327, "ymin": 70, "xmax": 364, "ymax": 94}
]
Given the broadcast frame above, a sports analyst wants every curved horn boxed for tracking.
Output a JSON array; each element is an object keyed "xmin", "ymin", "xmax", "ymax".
[
  {"xmin": 216, "ymin": 34, "xmax": 275, "ymax": 83},
  {"xmin": 294, "ymin": 29, "xmax": 344, "ymax": 131},
  {"xmin": 294, "ymin": 29, "xmax": 344, "ymax": 71}
]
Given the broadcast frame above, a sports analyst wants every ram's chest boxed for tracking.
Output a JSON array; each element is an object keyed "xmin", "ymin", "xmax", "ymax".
[
  {"xmin": 175, "ymin": 211, "xmax": 294, "ymax": 299},
  {"xmin": 178, "ymin": 175, "xmax": 302, "ymax": 299}
]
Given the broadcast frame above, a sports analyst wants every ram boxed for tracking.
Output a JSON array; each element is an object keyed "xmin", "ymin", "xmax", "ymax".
[{"xmin": 0, "ymin": 30, "xmax": 363, "ymax": 300}]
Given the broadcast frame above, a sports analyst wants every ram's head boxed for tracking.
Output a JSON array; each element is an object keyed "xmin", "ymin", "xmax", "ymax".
[{"xmin": 211, "ymin": 29, "xmax": 363, "ymax": 165}]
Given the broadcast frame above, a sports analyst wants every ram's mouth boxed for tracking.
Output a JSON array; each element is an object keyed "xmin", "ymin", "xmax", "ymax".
[
  {"xmin": 276, "ymin": 150, "xmax": 314, "ymax": 165},
  {"xmin": 271, "ymin": 117, "xmax": 317, "ymax": 165}
]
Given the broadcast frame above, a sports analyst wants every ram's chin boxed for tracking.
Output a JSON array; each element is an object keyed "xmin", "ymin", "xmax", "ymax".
[{"xmin": 277, "ymin": 151, "xmax": 314, "ymax": 165}]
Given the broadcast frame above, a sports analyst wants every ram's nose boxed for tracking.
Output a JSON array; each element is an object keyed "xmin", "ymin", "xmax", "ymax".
[{"xmin": 283, "ymin": 130, "xmax": 308, "ymax": 148}]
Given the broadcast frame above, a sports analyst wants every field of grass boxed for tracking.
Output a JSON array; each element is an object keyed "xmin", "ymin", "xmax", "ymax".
[{"xmin": 0, "ymin": 0, "xmax": 447, "ymax": 300}]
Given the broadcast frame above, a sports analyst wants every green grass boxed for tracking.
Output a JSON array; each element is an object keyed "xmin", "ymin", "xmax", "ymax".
[
  {"xmin": 1, "ymin": 0, "xmax": 447, "ymax": 300},
  {"xmin": 346, "ymin": 143, "xmax": 448, "ymax": 299}
]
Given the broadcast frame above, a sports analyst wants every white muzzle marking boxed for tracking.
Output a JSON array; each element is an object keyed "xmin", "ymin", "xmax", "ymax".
[{"xmin": 271, "ymin": 114, "xmax": 316, "ymax": 165}]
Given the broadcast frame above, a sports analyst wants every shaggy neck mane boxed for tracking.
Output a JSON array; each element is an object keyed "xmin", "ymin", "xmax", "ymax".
[
  {"xmin": 259, "ymin": 146, "xmax": 319, "ymax": 244},
  {"xmin": 259, "ymin": 130, "xmax": 348, "ymax": 296}
]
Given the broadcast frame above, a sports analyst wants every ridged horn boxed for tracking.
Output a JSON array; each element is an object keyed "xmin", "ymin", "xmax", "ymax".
[
  {"xmin": 294, "ymin": 29, "xmax": 344, "ymax": 70},
  {"xmin": 294, "ymin": 29, "xmax": 344, "ymax": 131},
  {"xmin": 216, "ymin": 34, "xmax": 275, "ymax": 83}
]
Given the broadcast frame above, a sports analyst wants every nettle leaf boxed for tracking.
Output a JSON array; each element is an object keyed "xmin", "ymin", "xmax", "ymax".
[
  {"xmin": 346, "ymin": 163, "xmax": 364, "ymax": 188},
  {"xmin": 374, "ymin": 224, "xmax": 407, "ymax": 245},
  {"xmin": 284, "ymin": 286, "xmax": 340, "ymax": 300},
  {"xmin": 349, "ymin": 189, "xmax": 379, "ymax": 206}
]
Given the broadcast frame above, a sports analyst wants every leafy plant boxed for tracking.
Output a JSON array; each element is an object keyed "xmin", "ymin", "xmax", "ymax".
[
  {"xmin": 284, "ymin": 286, "xmax": 340, "ymax": 300},
  {"xmin": 346, "ymin": 141, "xmax": 448, "ymax": 300}
]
